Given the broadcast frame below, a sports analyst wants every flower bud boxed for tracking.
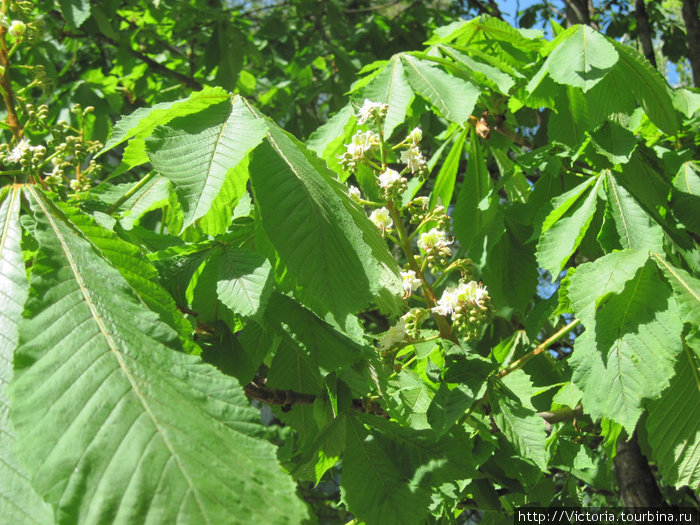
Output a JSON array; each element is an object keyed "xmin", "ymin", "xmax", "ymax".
[{"xmin": 8, "ymin": 20, "xmax": 26, "ymax": 38}]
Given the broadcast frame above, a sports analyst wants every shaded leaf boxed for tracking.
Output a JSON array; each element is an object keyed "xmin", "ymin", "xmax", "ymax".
[
  {"xmin": 646, "ymin": 347, "xmax": 700, "ymax": 491},
  {"xmin": 401, "ymin": 54, "xmax": 479, "ymax": 124},
  {"xmin": 570, "ymin": 260, "xmax": 683, "ymax": 432},
  {"xmin": 12, "ymin": 187, "xmax": 308, "ymax": 524},
  {"xmin": 147, "ymin": 96, "xmax": 267, "ymax": 229},
  {"xmin": 0, "ymin": 187, "xmax": 54, "ymax": 525}
]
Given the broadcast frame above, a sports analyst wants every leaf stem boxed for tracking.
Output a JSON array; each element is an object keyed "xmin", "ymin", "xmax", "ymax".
[
  {"xmin": 497, "ymin": 319, "xmax": 581, "ymax": 378},
  {"xmin": 105, "ymin": 171, "xmax": 157, "ymax": 215}
]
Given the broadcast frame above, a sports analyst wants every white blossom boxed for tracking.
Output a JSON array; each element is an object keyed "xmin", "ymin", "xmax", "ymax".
[
  {"xmin": 378, "ymin": 168, "xmax": 402, "ymax": 189},
  {"xmin": 348, "ymin": 185, "xmax": 362, "ymax": 201},
  {"xmin": 417, "ymin": 228, "xmax": 452, "ymax": 252},
  {"xmin": 400, "ymin": 270, "xmax": 422, "ymax": 296},
  {"xmin": 7, "ymin": 138, "xmax": 30, "ymax": 163},
  {"xmin": 357, "ymin": 99, "xmax": 386, "ymax": 125},
  {"xmin": 380, "ymin": 319, "xmax": 407, "ymax": 350},
  {"xmin": 369, "ymin": 207, "xmax": 393, "ymax": 234},
  {"xmin": 408, "ymin": 127, "xmax": 422, "ymax": 144},
  {"xmin": 400, "ymin": 145, "xmax": 427, "ymax": 174},
  {"xmin": 432, "ymin": 281, "xmax": 490, "ymax": 317},
  {"xmin": 344, "ymin": 130, "xmax": 378, "ymax": 159}
]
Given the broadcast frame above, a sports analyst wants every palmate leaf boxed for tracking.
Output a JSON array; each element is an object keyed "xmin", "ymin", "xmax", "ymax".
[
  {"xmin": 11, "ymin": 187, "xmax": 307, "ymax": 524},
  {"xmin": 612, "ymin": 41, "xmax": 679, "ymax": 135},
  {"xmin": 652, "ymin": 254, "xmax": 700, "ymax": 326},
  {"xmin": 0, "ymin": 187, "xmax": 54, "ymax": 525},
  {"xmin": 603, "ymin": 172, "xmax": 663, "ymax": 252},
  {"xmin": 341, "ymin": 412, "xmax": 479, "ymax": 525},
  {"xmin": 536, "ymin": 175, "xmax": 602, "ymax": 281},
  {"xmin": 215, "ymin": 246, "xmax": 273, "ymax": 319},
  {"xmin": 359, "ymin": 55, "xmax": 414, "ymax": 138},
  {"xmin": 146, "ymin": 95, "xmax": 267, "ymax": 229},
  {"xmin": 536, "ymin": 24, "xmax": 618, "ymax": 92},
  {"xmin": 645, "ymin": 347, "xmax": 700, "ymax": 491},
  {"xmin": 91, "ymin": 175, "xmax": 172, "ymax": 231},
  {"xmin": 401, "ymin": 54, "xmax": 479, "ymax": 124},
  {"xmin": 249, "ymin": 120, "xmax": 401, "ymax": 321},
  {"xmin": 490, "ymin": 371, "xmax": 548, "ymax": 471},
  {"xmin": 569, "ymin": 259, "xmax": 683, "ymax": 432}
]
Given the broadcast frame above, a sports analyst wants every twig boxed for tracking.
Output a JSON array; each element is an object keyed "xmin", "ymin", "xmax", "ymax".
[
  {"xmin": 498, "ymin": 319, "xmax": 581, "ymax": 377},
  {"xmin": 0, "ymin": 0, "xmax": 21, "ymax": 139}
]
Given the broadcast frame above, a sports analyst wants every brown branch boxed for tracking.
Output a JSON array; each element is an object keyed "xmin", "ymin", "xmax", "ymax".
[
  {"xmin": 0, "ymin": 0, "xmax": 21, "ymax": 139},
  {"xmin": 615, "ymin": 430, "xmax": 667, "ymax": 507},
  {"xmin": 538, "ymin": 405, "xmax": 583, "ymax": 433},
  {"xmin": 634, "ymin": 0, "xmax": 657, "ymax": 69},
  {"xmin": 682, "ymin": 0, "xmax": 700, "ymax": 87},
  {"xmin": 92, "ymin": 33, "xmax": 202, "ymax": 91},
  {"xmin": 244, "ymin": 382, "xmax": 316, "ymax": 406}
]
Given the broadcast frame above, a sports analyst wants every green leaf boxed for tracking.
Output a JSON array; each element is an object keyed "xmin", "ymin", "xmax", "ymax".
[
  {"xmin": 612, "ymin": 41, "xmax": 679, "ymax": 135},
  {"xmin": 569, "ymin": 260, "xmax": 683, "ymax": 432},
  {"xmin": 482, "ymin": 229, "xmax": 538, "ymax": 315},
  {"xmin": 672, "ymin": 88, "xmax": 700, "ymax": 117},
  {"xmin": 401, "ymin": 54, "xmax": 480, "ymax": 124},
  {"xmin": 490, "ymin": 371, "xmax": 548, "ymax": 470},
  {"xmin": 147, "ymin": 96, "xmax": 267, "ymax": 229},
  {"xmin": 64, "ymin": 203, "xmax": 195, "ymax": 353},
  {"xmin": 100, "ymin": 86, "xmax": 231, "ymax": 156},
  {"xmin": 591, "ymin": 121, "xmax": 638, "ymax": 164},
  {"xmin": 263, "ymin": 293, "xmax": 365, "ymax": 379},
  {"xmin": 341, "ymin": 412, "xmax": 477, "ymax": 525},
  {"xmin": 249, "ymin": 122, "xmax": 400, "ymax": 321},
  {"xmin": 360, "ymin": 55, "xmax": 414, "ymax": 138},
  {"xmin": 197, "ymin": 156, "xmax": 251, "ymax": 235},
  {"xmin": 568, "ymin": 249, "xmax": 649, "ymax": 328},
  {"xmin": 536, "ymin": 175, "xmax": 602, "ymax": 281},
  {"xmin": 671, "ymin": 161, "xmax": 700, "ymax": 235},
  {"xmin": 0, "ymin": 187, "xmax": 54, "ymax": 525},
  {"xmin": 453, "ymin": 134, "xmax": 491, "ymax": 251},
  {"xmin": 439, "ymin": 46, "xmax": 515, "ymax": 93},
  {"xmin": 604, "ymin": 172, "xmax": 663, "ymax": 251},
  {"xmin": 92, "ymin": 175, "xmax": 171, "ymax": 230},
  {"xmin": 538, "ymin": 25, "xmax": 618, "ymax": 92},
  {"xmin": 430, "ymin": 127, "xmax": 466, "ymax": 208},
  {"xmin": 216, "ymin": 246, "xmax": 273, "ymax": 319},
  {"xmin": 59, "ymin": 0, "xmax": 91, "ymax": 29},
  {"xmin": 646, "ymin": 347, "xmax": 700, "ymax": 491},
  {"xmin": 652, "ymin": 254, "xmax": 700, "ymax": 326},
  {"xmin": 548, "ymin": 86, "xmax": 590, "ymax": 147},
  {"xmin": 12, "ymin": 187, "xmax": 308, "ymax": 524}
]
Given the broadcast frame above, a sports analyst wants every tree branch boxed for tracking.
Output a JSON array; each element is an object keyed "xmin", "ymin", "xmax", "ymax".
[
  {"xmin": 681, "ymin": 0, "xmax": 700, "ymax": 87},
  {"xmin": 0, "ymin": 0, "xmax": 21, "ymax": 139},
  {"xmin": 634, "ymin": 0, "xmax": 657, "ymax": 69},
  {"xmin": 92, "ymin": 33, "xmax": 203, "ymax": 91}
]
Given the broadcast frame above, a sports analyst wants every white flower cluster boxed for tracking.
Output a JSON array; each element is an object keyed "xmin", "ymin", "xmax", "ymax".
[
  {"xmin": 357, "ymin": 99, "xmax": 389, "ymax": 125},
  {"xmin": 348, "ymin": 185, "xmax": 362, "ymax": 202},
  {"xmin": 347, "ymin": 130, "xmax": 379, "ymax": 159},
  {"xmin": 338, "ymin": 130, "xmax": 379, "ymax": 171},
  {"xmin": 369, "ymin": 207, "xmax": 393, "ymax": 235},
  {"xmin": 400, "ymin": 269, "xmax": 422, "ymax": 297},
  {"xmin": 377, "ymin": 167, "xmax": 407, "ymax": 198},
  {"xmin": 417, "ymin": 228, "xmax": 452, "ymax": 252},
  {"xmin": 7, "ymin": 138, "xmax": 45, "ymax": 165},
  {"xmin": 432, "ymin": 281, "xmax": 489, "ymax": 317},
  {"xmin": 399, "ymin": 127, "xmax": 427, "ymax": 177}
]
